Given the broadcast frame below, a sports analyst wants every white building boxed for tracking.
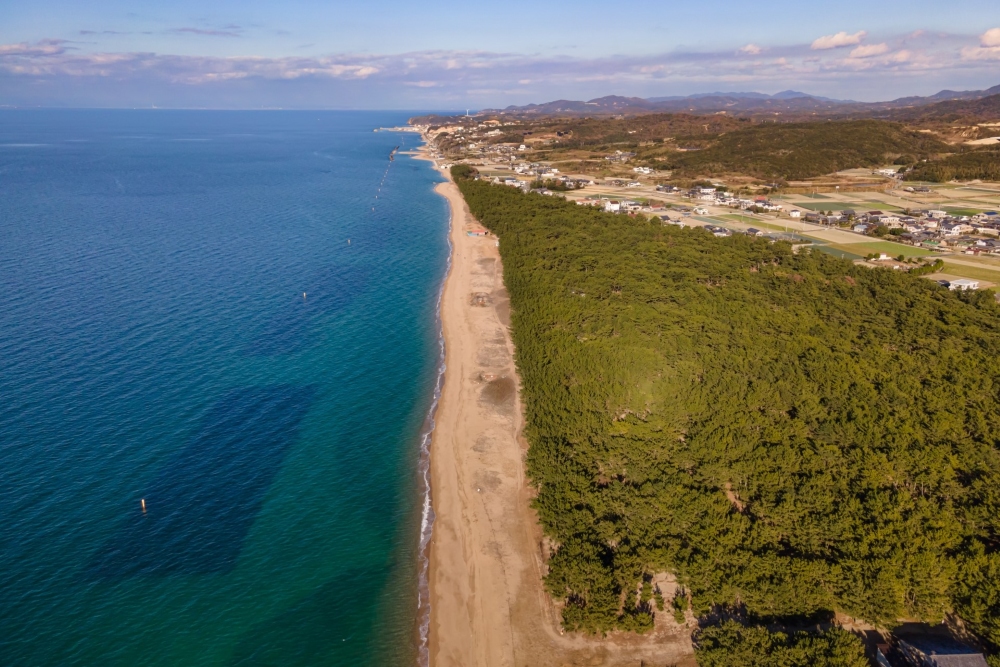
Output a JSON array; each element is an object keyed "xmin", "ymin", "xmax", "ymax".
[{"xmin": 949, "ymin": 279, "xmax": 980, "ymax": 291}]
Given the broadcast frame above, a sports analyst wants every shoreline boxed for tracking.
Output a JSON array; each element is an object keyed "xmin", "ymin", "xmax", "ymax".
[{"xmin": 419, "ymin": 137, "xmax": 695, "ymax": 666}]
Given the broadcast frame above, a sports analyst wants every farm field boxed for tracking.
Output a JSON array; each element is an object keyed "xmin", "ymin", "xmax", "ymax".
[{"xmin": 825, "ymin": 241, "xmax": 937, "ymax": 258}]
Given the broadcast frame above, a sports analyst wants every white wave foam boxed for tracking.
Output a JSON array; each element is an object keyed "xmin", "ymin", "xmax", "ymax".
[{"xmin": 415, "ymin": 155, "xmax": 451, "ymax": 667}]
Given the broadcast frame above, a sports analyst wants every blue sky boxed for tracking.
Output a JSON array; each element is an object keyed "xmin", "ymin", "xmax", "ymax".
[{"xmin": 2, "ymin": 0, "xmax": 999, "ymax": 108}]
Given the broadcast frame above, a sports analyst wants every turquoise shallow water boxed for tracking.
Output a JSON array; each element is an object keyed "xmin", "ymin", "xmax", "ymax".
[{"xmin": 0, "ymin": 110, "xmax": 448, "ymax": 666}]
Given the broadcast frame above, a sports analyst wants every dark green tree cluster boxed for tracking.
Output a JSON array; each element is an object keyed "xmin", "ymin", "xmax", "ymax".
[
  {"xmin": 694, "ymin": 622, "xmax": 868, "ymax": 667},
  {"xmin": 452, "ymin": 168, "xmax": 1000, "ymax": 657},
  {"xmin": 909, "ymin": 259, "xmax": 945, "ymax": 276},
  {"xmin": 905, "ymin": 147, "xmax": 1000, "ymax": 182},
  {"xmin": 655, "ymin": 120, "xmax": 946, "ymax": 180}
]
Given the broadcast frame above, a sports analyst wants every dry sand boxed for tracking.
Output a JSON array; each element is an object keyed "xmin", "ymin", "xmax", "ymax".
[{"xmin": 426, "ymin": 160, "xmax": 695, "ymax": 667}]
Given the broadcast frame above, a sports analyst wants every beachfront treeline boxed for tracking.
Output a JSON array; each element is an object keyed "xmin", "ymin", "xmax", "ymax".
[{"xmin": 451, "ymin": 166, "xmax": 1000, "ymax": 663}]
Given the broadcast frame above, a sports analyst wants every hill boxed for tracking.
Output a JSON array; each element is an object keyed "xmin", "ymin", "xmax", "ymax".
[
  {"xmin": 654, "ymin": 120, "xmax": 948, "ymax": 180},
  {"xmin": 905, "ymin": 145, "xmax": 1000, "ymax": 182},
  {"xmin": 479, "ymin": 84, "xmax": 1000, "ymax": 119},
  {"xmin": 884, "ymin": 93, "xmax": 1000, "ymax": 123}
]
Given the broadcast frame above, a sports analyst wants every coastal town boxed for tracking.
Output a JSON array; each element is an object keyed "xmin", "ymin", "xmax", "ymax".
[{"xmin": 413, "ymin": 116, "xmax": 1000, "ymax": 292}]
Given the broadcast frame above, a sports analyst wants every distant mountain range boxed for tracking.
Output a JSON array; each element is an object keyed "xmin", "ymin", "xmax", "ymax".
[{"xmin": 483, "ymin": 85, "xmax": 1000, "ymax": 117}]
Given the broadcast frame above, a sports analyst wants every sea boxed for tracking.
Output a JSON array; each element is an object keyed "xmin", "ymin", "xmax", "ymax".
[{"xmin": 0, "ymin": 110, "xmax": 450, "ymax": 666}]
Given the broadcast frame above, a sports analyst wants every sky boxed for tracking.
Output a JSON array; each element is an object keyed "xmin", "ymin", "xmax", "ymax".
[{"xmin": 1, "ymin": 0, "xmax": 999, "ymax": 109}]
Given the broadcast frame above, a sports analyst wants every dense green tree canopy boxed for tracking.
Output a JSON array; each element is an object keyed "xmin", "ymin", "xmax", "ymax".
[
  {"xmin": 656, "ymin": 120, "xmax": 946, "ymax": 180},
  {"xmin": 694, "ymin": 622, "xmax": 869, "ymax": 667},
  {"xmin": 905, "ymin": 146, "xmax": 1000, "ymax": 182},
  {"xmin": 454, "ymin": 169, "xmax": 1000, "ymax": 660}
]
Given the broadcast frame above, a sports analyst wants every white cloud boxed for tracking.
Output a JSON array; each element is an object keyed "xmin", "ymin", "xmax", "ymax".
[
  {"xmin": 961, "ymin": 46, "xmax": 1000, "ymax": 61},
  {"xmin": 0, "ymin": 32, "xmax": 997, "ymax": 106},
  {"xmin": 981, "ymin": 27, "xmax": 1000, "ymax": 47},
  {"xmin": 811, "ymin": 31, "xmax": 867, "ymax": 50},
  {"xmin": 0, "ymin": 39, "xmax": 68, "ymax": 57},
  {"xmin": 850, "ymin": 43, "xmax": 889, "ymax": 58}
]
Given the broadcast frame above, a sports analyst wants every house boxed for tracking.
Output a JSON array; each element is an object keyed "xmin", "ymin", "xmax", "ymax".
[
  {"xmin": 745, "ymin": 228, "xmax": 764, "ymax": 236},
  {"xmin": 604, "ymin": 200, "xmax": 622, "ymax": 213},
  {"xmin": 949, "ymin": 278, "xmax": 980, "ymax": 291},
  {"xmin": 704, "ymin": 225, "xmax": 731, "ymax": 237},
  {"xmin": 896, "ymin": 631, "xmax": 988, "ymax": 667},
  {"xmin": 789, "ymin": 210, "xmax": 802, "ymax": 218},
  {"xmin": 693, "ymin": 206, "xmax": 709, "ymax": 215},
  {"xmin": 853, "ymin": 223, "xmax": 871, "ymax": 233},
  {"xmin": 929, "ymin": 209, "xmax": 948, "ymax": 218},
  {"xmin": 941, "ymin": 223, "xmax": 973, "ymax": 236}
]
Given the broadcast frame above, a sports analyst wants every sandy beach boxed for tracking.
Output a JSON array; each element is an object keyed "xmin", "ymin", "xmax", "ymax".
[{"xmin": 425, "ymin": 154, "xmax": 695, "ymax": 667}]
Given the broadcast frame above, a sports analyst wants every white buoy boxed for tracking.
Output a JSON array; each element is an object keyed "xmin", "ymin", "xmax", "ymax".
[
  {"xmin": 303, "ymin": 292, "xmax": 307, "ymax": 299},
  {"xmin": 141, "ymin": 498, "xmax": 146, "ymax": 513}
]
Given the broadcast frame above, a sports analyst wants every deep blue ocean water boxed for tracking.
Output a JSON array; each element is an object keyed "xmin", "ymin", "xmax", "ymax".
[{"xmin": 0, "ymin": 110, "xmax": 449, "ymax": 666}]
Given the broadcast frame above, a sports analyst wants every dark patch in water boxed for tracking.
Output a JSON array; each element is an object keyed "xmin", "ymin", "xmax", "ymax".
[
  {"xmin": 228, "ymin": 566, "xmax": 385, "ymax": 666},
  {"xmin": 91, "ymin": 385, "xmax": 316, "ymax": 577},
  {"xmin": 247, "ymin": 265, "xmax": 369, "ymax": 356}
]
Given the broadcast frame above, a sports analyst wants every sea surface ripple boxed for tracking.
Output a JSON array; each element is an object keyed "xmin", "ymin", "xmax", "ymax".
[{"xmin": 0, "ymin": 110, "xmax": 448, "ymax": 666}]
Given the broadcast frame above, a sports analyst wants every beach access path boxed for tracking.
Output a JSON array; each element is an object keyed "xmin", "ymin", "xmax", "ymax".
[{"xmin": 426, "ymin": 164, "xmax": 695, "ymax": 667}]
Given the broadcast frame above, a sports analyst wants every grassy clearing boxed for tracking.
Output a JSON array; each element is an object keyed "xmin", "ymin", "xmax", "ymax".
[
  {"xmin": 817, "ymin": 246, "xmax": 867, "ymax": 261},
  {"xmin": 825, "ymin": 241, "xmax": 936, "ymax": 258},
  {"xmin": 945, "ymin": 254, "xmax": 1000, "ymax": 267},
  {"xmin": 790, "ymin": 201, "xmax": 904, "ymax": 212},
  {"xmin": 944, "ymin": 207, "xmax": 986, "ymax": 216},
  {"xmin": 718, "ymin": 215, "xmax": 794, "ymax": 231},
  {"xmin": 941, "ymin": 262, "xmax": 1000, "ymax": 283}
]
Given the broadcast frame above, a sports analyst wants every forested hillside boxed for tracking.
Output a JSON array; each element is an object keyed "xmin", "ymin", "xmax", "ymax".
[
  {"xmin": 453, "ymin": 168, "xmax": 1000, "ymax": 663},
  {"xmin": 655, "ymin": 120, "xmax": 947, "ymax": 180},
  {"xmin": 906, "ymin": 145, "xmax": 1000, "ymax": 182}
]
